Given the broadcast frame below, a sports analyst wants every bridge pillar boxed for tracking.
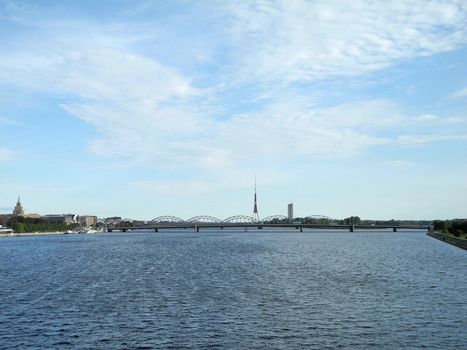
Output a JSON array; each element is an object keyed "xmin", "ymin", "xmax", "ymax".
[
  {"xmin": 393, "ymin": 227, "xmax": 397, "ymax": 232},
  {"xmin": 108, "ymin": 229, "xmax": 112, "ymax": 232},
  {"xmin": 300, "ymin": 226, "xmax": 303, "ymax": 232},
  {"xmin": 196, "ymin": 226, "xmax": 199, "ymax": 233},
  {"xmin": 122, "ymin": 229, "xmax": 127, "ymax": 233},
  {"xmin": 244, "ymin": 226, "xmax": 248, "ymax": 232},
  {"xmin": 349, "ymin": 225, "xmax": 354, "ymax": 232},
  {"xmin": 221, "ymin": 226, "xmax": 223, "ymax": 230},
  {"xmin": 154, "ymin": 228, "xmax": 158, "ymax": 232},
  {"xmin": 258, "ymin": 225, "xmax": 263, "ymax": 230}
]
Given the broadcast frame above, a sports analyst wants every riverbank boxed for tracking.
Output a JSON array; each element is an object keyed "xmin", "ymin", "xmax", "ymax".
[
  {"xmin": 0, "ymin": 231, "xmax": 67, "ymax": 238},
  {"xmin": 427, "ymin": 231, "xmax": 467, "ymax": 250}
]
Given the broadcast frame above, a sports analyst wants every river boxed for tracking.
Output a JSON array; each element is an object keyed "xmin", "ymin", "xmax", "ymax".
[{"xmin": 0, "ymin": 229, "xmax": 466, "ymax": 349}]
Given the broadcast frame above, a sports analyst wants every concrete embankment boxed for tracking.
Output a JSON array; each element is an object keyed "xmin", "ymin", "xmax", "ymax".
[
  {"xmin": 0, "ymin": 231, "xmax": 66, "ymax": 238},
  {"xmin": 427, "ymin": 231, "xmax": 467, "ymax": 251}
]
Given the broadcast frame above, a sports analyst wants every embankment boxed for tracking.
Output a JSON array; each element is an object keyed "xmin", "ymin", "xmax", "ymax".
[
  {"xmin": 0, "ymin": 231, "xmax": 66, "ymax": 238},
  {"xmin": 427, "ymin": 231, "xmax": 467, "ymax": 251}
]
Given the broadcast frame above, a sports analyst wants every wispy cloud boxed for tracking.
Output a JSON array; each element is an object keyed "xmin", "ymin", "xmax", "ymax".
[
  {"xmin": 0, "ymin": 116, "xmax": 27, "ymax": 127},
  {"xmin": 396, "ymin": 134, "xmax": 467, "ymax": 146},
  {"xmin": 0, "ymin": 148, "xmax": 13, "ymax": 161},
  {"xmin": 224, "ymin": 0, "xmax": 467, "ymax": 84},
  {"xmin": 0, "ymin": 0, "xmax": 466, "ymax": 170},
  {"xmin": 132, "ymin": 169, "xmax": 284, "ymax": 195},
  {"xmin": 0, "ymin": 206, "xmax": 13, "ymax": 213},
  {"xmin": 383, "ymin": 160, "xmax": 416, "ymax": 168},
  {"xmin": 411, "ymin": 114, "xmax": 465, "ymax": 125},
  {"xmin": 451, "ymin": 87, "xmax": 467, "ymax": 98}
]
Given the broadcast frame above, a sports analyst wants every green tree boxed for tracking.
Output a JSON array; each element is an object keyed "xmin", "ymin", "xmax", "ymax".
[{"xmin": 16, "ymin": 222, "xmax": 25, "ymax": 233}]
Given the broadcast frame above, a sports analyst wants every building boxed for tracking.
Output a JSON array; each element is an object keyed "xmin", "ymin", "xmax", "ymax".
[
  {"xmin": 288, "ymin": 203, "xmax": 294, "ymax": 223},
  {"xmin": 1, "ymin": 197, "xmax": 40, "ymax": 227},
  {"xmin": 43, "ymin": 214, "xmax": 76, "ymax": 225},
  {"xmin": 0, "ymin": 214, "xmax": 12, "ymax": 227},
  {"xmin": 78, "ymin": 215, "xmax": 97, "ymax": 228},
  {"xmin": 13, "ymin": 196, "xmax": 24, "ymax": 216}
]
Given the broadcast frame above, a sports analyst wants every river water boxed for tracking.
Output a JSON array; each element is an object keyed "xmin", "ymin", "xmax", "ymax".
[{"xmin": 0, "ymin": 229, "xmax": 466, "ymax": 349}]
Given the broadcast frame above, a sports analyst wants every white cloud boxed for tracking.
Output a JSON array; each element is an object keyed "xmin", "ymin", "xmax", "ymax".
[
  {"xmin": 0, "ymin": 116, "xmax": 27, "ymax": 127},
  {"xmin": 0, "ymin": 148, "xmax": 12, "ymax": 161},
  {"xmin": 413, "ymin": 114, "xmax": 439, "ymax": 122},
  {"xmin": 224, "ymin": 0, "xmax": 467, "ymax": 84},
  {"xmin": 132, "ymin": 169, "xmax": 284, "ymax": 196},
  {"xmin": 452, "ymin": 87, "xmax": 467, "ymax": 98},
  {"xmin": 383, "ymin": 160, "xmax": 416, "ymax": 168},
  {"xmin": 396, "ymin": 134, "xmax": 467, "ymax": 146},
  {"xmin": 412, "ymin": 114, "xmax": 465, "ymax": 125},
  {"xmin": 0, "ymin": 1, "xmax": 466, "ymax": 169}
]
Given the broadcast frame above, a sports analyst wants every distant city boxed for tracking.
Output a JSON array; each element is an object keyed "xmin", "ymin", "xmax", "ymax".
[{"xmin": 0, "ymin": 193, "xmax": 436, "ymax": 235}]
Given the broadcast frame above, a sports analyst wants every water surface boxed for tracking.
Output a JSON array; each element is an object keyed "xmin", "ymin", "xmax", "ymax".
[{"xmin": 0, "ymin": 229, "xmax": 466, "ymax": 349}]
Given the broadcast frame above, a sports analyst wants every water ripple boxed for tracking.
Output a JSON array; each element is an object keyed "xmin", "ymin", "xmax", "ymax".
[{"xmin": 0, "ymin": 230, "xmax": 466, "ymax": 349}]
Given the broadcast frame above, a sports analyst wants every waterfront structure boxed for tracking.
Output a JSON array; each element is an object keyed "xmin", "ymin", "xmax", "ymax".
[
  {"xmin": 252, "ymin": 178, "xmax": 260, "ymax": 222},
  {"xmin": 288, "ymin": 203, "xmax": 293, "ymax": 223},
  {"xmin": 13, "ymin": 196, "xmax": 24, "ymax": 216},
  {"xmin": 78, "ymin": 215, "xmax": 97, "ymax": 228},
  {"xmin": 43, "ymin": 214, "xmax": 76, "ymax": 225}
]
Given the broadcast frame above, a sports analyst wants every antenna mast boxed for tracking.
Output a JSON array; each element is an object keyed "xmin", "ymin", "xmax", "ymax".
[{"xmin": 252, "ymin": 176, "xmax": 260, "ymax": 222}]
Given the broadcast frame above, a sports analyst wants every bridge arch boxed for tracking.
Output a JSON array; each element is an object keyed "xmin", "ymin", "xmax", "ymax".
[
  {"xmin": 187, "ymin": 215, "xmax": 221, "ymax": 223},
  {"xmin": 261, "ymin": 215, "xmax": 289, "ymax": 223},
  {"xmin": 222, "ymin": 215, "xmax": 254, "ymax": 223},
  {"xmin": 306, "ymin": 215, "xmax": 332, "ymax": 220},
  {"xmin": 303, "ymin": 215, "xmax": 333, "ymax": 224},
  {"xmin": 149, "ymin": 215, "xmax": 185, "ymax": 223}
]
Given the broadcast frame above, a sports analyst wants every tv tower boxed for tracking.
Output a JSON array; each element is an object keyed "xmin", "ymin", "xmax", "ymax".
[{"xmin": 252, "ymin": 176, "xmax": 260, "ymax": 222}]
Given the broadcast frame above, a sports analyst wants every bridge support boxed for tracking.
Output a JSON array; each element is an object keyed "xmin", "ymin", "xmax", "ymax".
[
  {"xmin": 300, "ymin": 226, "xmax": 303, "ymax": 232},
  {"xmin": 154, "ymin": 228, "xmax": 158, "ymax": 232},
  {"xmin": 258, "ymin": 225, "xmax": 262, "ymax": 230},
  {"xmin": 393, "ymin": 227, "xmax": 397, "ymax": 232},
  {"xmin": 244, "ymin": 226, "xmax": 248, "ymax": 232},
  {"xmin": 349, "ymin": 225, "xmax": 354, "ymax": 232},
  {"xmin": 122, "ymin": 229, "xmax": 127, "ymax": 232}
]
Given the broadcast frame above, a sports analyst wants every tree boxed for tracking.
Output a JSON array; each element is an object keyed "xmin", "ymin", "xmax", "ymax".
[
  {"xmin": 433, "ymin": 220, "xmax": 448, "ymax": 233},
  {"xmin": 344, "ymin": 216, "xmax": 361, "ymax": 225},
  {"xmin": 16, "ymin": 222, "xmax": 25, "ymax": 233}
]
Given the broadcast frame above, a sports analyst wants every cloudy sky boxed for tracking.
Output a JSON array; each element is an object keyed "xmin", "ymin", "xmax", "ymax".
[{"xmin": 1, "ymin": 0, "xmax": 466, "ymax": 220}]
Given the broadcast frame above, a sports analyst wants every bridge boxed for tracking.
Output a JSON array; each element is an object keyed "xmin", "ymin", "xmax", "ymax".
[{"xmin": 106, "ymin": 215, "xmax": 429, "ymax": 233}]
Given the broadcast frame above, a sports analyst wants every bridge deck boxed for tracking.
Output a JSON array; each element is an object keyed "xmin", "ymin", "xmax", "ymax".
[{"xmin": 107, "ymin": 223, "xmax": 428, "ymax": 232}]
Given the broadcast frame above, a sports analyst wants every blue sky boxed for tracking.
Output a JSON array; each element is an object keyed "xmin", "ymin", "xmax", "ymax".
[{"xmin": 1, "ymin": 0, "xmax": 466, "ymax": 220}]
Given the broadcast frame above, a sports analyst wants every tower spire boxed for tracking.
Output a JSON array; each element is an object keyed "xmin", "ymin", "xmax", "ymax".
[
  {"xmin": 253, "ymin": 176, "xmax": 259, "ymax": 222},
  {"xmin": 13, "ymin": 195, "xmax": 24, "ymax": 216}
]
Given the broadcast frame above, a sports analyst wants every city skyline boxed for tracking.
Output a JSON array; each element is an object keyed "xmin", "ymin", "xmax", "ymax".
[{"xmin": 1, "ymin": 1, "xmax": 467, "ymax": 220}]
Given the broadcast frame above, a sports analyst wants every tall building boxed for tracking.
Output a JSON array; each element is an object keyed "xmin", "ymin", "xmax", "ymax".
[
  {"xmin": 253, "ymin": 177, "xmax": 260, "ymax": 222},
  {"xmin": 13, "ymin": 196, "xmax": 24, "ymax": 216},
  {"xmin": 288, "ymin": 203, "xmax": 294, "ymax": 223}
]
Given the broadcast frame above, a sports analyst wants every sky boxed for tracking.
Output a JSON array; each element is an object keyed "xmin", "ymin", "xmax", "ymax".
[{"xmin": 0, "ymin": 0, "xmax": 466, "ymax": 221}]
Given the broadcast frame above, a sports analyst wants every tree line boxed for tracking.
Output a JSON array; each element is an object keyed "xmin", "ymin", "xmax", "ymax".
[
  {"xmin": 7, "ymin": 216, "xmax": 78, "ymax": 233},
  {"xmin": 432, "ymin": 219, "xmax": 467, "ymax": 238}
]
